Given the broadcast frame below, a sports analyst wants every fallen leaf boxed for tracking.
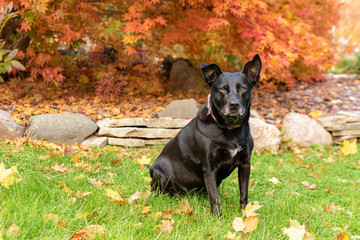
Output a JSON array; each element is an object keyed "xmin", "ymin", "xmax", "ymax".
[
  {"xmin": 39, "ymin": 155, "xmax": 50, "ymax": 160},
  {"xmin": 282, "ymin": 220, "xmax": 305, "ymax": 240},
  {"xmin": 308, "ymin": 110, "xmax": 322, "ymax": 118},
  {"xmin": 175, "ymin": 198, "xmax": 194, "ymax": 215},
  {"xmin": 336, "ymin": 232, "xmax": 349, "ymax": 240},
  {"xmin": 0, "ymin": 162, "xmax": 20, "ymax": 188},
  {"xmin": 232, "ymin": 217, "xmax": 245, "ymax": 232},
  {"xmin": 6, "ymin": 224, "xmax": 20, "ymax": 237},
  {"xmin": 340, "ymin": 139, "xmax": 357, "ymax": 155},
  {"xmin": 322, "ymin": 156, "xmax": 335, "ymax": 163},
  {"xmin": 69, "ymin": 225, "xmax": 105, "ymax": 240},
  {"xmin": 51, "ymin": 162, "xmax": 68, "ymax": 174},
  {"xmin": 156, "ymin": 219, "xmax": 175, "ymax": 234},
  {"xmin": 42, "ymin": 213, "xmax": 59, "ymax": 222},
  {"xmin": 243, "ymin": 216, "xmax": 259, "ymax": 233},
  {"xmin": 141, "ymin": 206, "xmax": 152, "ymax": 214},
  {"xmin": 71, "ymin": 154, "xmax": 82, "ymax": 163},
  {"xmin": 269, "ymin": 177, "xmax": 281, "ymax": 184},
  {"xmin": 225, "ymin": 231, "xmax": 237, "ymax": 240},
  {"xmin": 75, "ymin": 191, "xmax": 92, "ymax": 198},
  {"xmin": 88, "ymin": 178, "xmax": 103, "ymax": 187},
  {"xmin": 289, "ymin": 191, "xmax": 301, "ymax": 196},
  {"xmin": 302, "ymin": 181, "xmax": 317, "ymax": 190},
  {"xmin": 143, "ymin": 177, "xmax": 152, "ymax": 183},
  {"xmin": 266, "ymin": 189, "xmax": 276, "ymax": 194},
  {"xmin": 137, "ymin": 156, "xmax": 151, "ymax": 169},
  {"xmin": 129, "ymin": 191, "xmax": 141, "ymax": 202},
  {"xmin": 104, "ymin": 188, "xmax": 129, "ymax": 205},
  {"xmin": 57, "ymin": 220, "xmax": 67, "ymax": 228},
  {"xmin": 242, "ymin": 202, "xmax": 263, "ymax": 217}
]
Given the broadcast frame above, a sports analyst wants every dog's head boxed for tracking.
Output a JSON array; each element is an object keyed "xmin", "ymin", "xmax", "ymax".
[{"xmin": 201, "ymin": 54, "xmax": 262, "ymax": 127}]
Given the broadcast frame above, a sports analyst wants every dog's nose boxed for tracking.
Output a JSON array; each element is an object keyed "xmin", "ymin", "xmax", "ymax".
[{"xmin": 229, "ymin": 100, "xmax": 240, "ymax": 109}]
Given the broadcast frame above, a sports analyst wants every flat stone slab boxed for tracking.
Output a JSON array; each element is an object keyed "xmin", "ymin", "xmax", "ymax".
[
  {"xmin": 108, "ymin": 138, "xmax": 171, "ymax": 147},
  {"xmin": 108, "ymin": 138, "xmax": 145, "ymax": 147},
  {"xmin": 82, "ymin": 135, "xmax": 108, "ymax": 148},
  {"xmin": 325, "ymin": 122, "xmax": 360, "ymax": 131},
  {"xmin": 316, "ymin": 113, "xmax": 360, "ymax": 128},
  {"xmin": 332, "ymin": 129, "xmax": 360, "ymax": 137},
  {"xmin": 97, "ymin": 118, "xmax": 191, "ymax": 129},
  {"xmin": 98, "ymin": 127, "xmax": 181, "ymax": 139}
]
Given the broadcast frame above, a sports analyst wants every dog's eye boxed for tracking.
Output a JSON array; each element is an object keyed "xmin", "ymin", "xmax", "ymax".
[{"xmin": 241, "ymin": 87, "xmax": 247, "ymax": 92}]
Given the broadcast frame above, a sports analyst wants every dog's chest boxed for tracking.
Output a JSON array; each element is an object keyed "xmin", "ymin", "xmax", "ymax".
[{"xmin": 228, "ymin": 146, "xmax": 243, "ymax": 158}]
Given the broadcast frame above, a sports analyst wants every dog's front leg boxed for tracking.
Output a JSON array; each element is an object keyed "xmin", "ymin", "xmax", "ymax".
[
  {"xmin": 238, "ymin": 159, "xmax": 250, "ymax": 209},
  {"xmin": 204, "ymin": 171, "xmax": 221, "ymax": 215}
]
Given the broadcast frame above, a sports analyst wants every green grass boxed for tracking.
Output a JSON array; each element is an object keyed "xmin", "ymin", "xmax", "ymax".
[{"xmin": 0, "ymin": 139, "xmax": 359, "ymax": 239}]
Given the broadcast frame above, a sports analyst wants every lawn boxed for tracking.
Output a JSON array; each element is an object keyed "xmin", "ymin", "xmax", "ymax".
[{"xmin": 0, "ymin": 138, "xmax": 359, "ymax": 239}]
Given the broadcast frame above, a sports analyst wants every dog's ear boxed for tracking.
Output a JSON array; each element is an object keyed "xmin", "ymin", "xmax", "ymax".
[
  {"xmin": 242, "ymin": 54, "xmax": 262, "ymax": 85},
  {"xmin": 200, "ymin": 63, "xmax": 223, "ymax": 87}
]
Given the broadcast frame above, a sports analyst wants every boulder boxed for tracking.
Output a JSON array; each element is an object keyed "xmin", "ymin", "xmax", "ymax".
[
  {"xmin": 27, "ymin": 113, "xmax": 98, "ymax": 145},
  {"xmin": 0, "ymin": 110, "xmax": 25, "ymax": 140},
  {"xmin": 282, "ymin": 112, "xmax": 333, "ymax": 147},
  {"xmin": 249, "ymin": 117, "xmax": 281, "ymax": 150},
  {"xmin": 158, "ymin": 99, "xmax": 199, "ymax": 119},
  {"xmin": 82, "ymin": 135, "xmax": 108, "ymax": 148},
  {"xmin": 169, "ymin": 59, "xmax": 206, "ymax": 91}
]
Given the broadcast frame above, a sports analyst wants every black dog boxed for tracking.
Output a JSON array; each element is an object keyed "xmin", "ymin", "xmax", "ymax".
[{"xmin": 148, "ymin": 54, "xmax": 262, "ymax": 215}]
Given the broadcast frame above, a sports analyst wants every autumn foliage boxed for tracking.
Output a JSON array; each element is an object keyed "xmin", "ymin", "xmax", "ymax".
[{"xmin": 1, "ymin": 0, "xmax": 341, "ymax": 94}]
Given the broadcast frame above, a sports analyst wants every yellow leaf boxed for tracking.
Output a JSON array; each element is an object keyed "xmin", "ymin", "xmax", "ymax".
[
  {"xmin": 137, "ymin": 156, "xmax": 151, "ymax": 169},
  {"xmin": 243, "ymin": 216, "xmax": 259, "ymax": 233},
  {"xmin": 308, "ymin": 110, "xmax": 322, "ymax": 118},
  {"xmin": 104, "ymin": 188, "xmax": 122, "ymax": 201},
  {"xmin": 71, "ymin": 154, "xmax": 82, "ymax": 163},
  {"xmin": 336, "ymin": 232, "xmax": 350, "ymax": 240},
  {"xmin": 141, "ymin": 206, "xmax": 152, "ymax": 214},
  {"xmin": 282, "ymin": 220, "xmax": 306, "ymax": 240},
  {"xmin": 340, "ymin": 139, "xmax": 357, "ymax": 155},
  {"xmin": 242, "ymin": 202, "xmax": 263, "ymax": 218},
  {"xmin": 0, "ymin": 162, "xmax": 20, "ymax": 188},
  {"xmin": 232, "ymin": 217, "xmax": 245, "ymax": 232}
]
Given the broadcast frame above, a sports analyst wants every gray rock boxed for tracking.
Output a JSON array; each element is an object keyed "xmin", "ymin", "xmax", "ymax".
[
  {"xmin": 249, "ymin": 118, "xmax": 281, "ymax": 150},
  {"xmin": 0, "ymin": 110, "xmax": 25, "ymax": 140},
  {"xmin": 250, "ymin": 110, "xmax": 262, "ymax": 119},
  {"xmin": 82, "ymin": 135, "xmax": 108, "ymax": 148},
  {"xmin": 282, "ymin": 112, "xmax": 333, "ymax": 147},
  {"xmin": 169, "ymin": 60, "xmax": 206, "ymax": 91},
  {"xmin": 98, "ymin": 127, "xmax": 181, "ymax": 139},
  {"xmin": 158, "ymin": 99, "xmax": 199, "ymax": 119},
  {"xmin": 27, "ymin": 113, "xmax": 98, "ymax": 145},
  {"xmin": 97, "ymin": 118, "xmax": 191, "ymax": 129}
]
